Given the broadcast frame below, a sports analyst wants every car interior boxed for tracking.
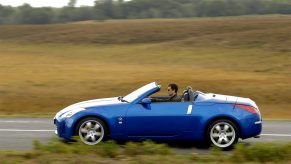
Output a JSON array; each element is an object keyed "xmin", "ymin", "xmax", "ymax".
[
  {"xmin": 149, "ymin": 86, "xmax": 195, "ymax": 102},
  {"xmin": 181, "ymin": 86, "xmax": 195, "ymax": 102}
]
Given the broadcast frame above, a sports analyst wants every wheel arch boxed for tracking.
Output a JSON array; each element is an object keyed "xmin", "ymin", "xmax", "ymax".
[
  {"xmin": 204, "ymin": 116, "xmax": 241, "ymax": 138},
  {"xmin": 73, "ymin": 115, "xmax": 110, "ymax": 136}
]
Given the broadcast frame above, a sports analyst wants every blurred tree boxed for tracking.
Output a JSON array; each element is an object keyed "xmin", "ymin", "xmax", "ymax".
[
  {"xmin": 196, "ymin": 0, "xmax": 229, "ymax": 17},
  {"xmin": 1, "ymin": 0, "xmax": 291, "ymax": 24},
  {"xmin": 180, "ymin": 3, "xmax": 196, "ymax": 17},
  {"xmin": 68, "ymin": 0, "xmax": 78, "ymax": 7},
  {"xmin": 148, "ymin": 8, "xmax": 162, "ymax": 18},
  {"xmin": 113, "ymin": 0, "xmax": 125, "ymax": 19},
  {"xmin": 14, "ymin": 4, "xmax": 53, "ymax": 24},
  {"xmin": 94, "ymin": 0, "xmax": 114, "ymax": 19},
  {"xmin": 57, "ymin": 6, "xmax": 75, "ymax": 22},
  {"xmin": 242, "ymin": 0, "xmax": 266, "ymax": 14},
  {"xmin": 14, "ymin": 3, "xmax": 33, "ymax": 23},
  {"xmin": 225, "ymin": 0, "xmax": 246, "ymax": 16},
  {"xmin": 0, "ymin": 5, "xmax": 15, "ymax": 24},
  {"xmin": 267, "ymin": 0, "xmax": 291, "ymax": 14}
]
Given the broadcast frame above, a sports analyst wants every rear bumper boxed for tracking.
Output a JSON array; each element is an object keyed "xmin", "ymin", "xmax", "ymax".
[{"xmin": 240, "ymin": 116, "xmax": 262, "ymax": 139}]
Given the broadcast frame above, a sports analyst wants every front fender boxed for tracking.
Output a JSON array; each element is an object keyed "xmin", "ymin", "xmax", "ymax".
[{"xmin": 56, "ymin": 108, "xmax": 109, "ymax": 139}]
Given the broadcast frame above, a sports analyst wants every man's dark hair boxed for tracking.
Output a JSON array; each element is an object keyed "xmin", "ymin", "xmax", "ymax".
[{"xmin": 168, "ymin": 83, "xmax": 178, "ymax": 93}]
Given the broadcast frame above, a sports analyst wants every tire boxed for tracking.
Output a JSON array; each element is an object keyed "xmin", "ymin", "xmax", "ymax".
[
  {"xmin": 206, "ymin": 119, "xmax": 239, "ymax": 150},
  {"xmin": 75, "ymin": 117, "xmax": 108, "ymax": 145}
]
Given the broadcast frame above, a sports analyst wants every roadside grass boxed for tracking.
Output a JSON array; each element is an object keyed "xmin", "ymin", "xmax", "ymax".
[
  {"xmin": 1, "ymin": 138, "xmax": 291, "ymax": 163},
  {"xmin": 0, "ymin": 15, "xmax": 291, "ymax": 118}
]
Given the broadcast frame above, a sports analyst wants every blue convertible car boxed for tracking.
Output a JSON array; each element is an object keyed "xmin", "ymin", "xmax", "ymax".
[{"xmin": 54, "ymin": 82, "xmax": 262, "ymax": 149}]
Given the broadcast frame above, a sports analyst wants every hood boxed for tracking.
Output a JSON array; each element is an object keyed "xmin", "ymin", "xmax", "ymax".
[{"xmin": 55, "ymin": 97, "xmax": 125, "ymax": 119}]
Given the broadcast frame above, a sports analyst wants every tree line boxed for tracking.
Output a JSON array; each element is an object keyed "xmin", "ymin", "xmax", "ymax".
[{"xmin": 1, "ymin": 0, "xmax": 291, "ymax": 24}]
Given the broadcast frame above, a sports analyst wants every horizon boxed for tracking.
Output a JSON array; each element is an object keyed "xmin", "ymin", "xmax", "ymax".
[{"xmin": 0, "ymin": 0, "xmax": 95, "ymax": 7}]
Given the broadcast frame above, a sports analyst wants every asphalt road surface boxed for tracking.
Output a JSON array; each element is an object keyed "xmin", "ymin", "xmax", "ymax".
[{"xmin": 0, "ymin": 118, "xmax": 291, "ymax": 152}]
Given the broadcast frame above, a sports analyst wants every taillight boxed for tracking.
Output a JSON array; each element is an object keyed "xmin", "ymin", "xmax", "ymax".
[{"xmin": 235, "ymin": 104, "xmax": 257, "ymax": 114}]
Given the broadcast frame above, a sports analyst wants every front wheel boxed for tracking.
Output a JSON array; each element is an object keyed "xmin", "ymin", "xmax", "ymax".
[
  {"xmin": 75, "ymin": 117, "xmax": 107, "ymax": 145},
  {"xmin": 207, "ymin": 119, "xmax": 239, "ymax": 150}
]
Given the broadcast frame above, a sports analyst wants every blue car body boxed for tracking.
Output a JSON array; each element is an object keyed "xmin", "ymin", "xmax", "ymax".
[{"xmin": 54, "ymin": 82, "xmax": 262, "ymax": 143}]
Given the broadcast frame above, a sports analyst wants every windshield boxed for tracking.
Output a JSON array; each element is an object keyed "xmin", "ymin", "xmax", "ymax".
[{"xmin": 123, "ymin": 82, "xmax": 159, "ymax": 103}]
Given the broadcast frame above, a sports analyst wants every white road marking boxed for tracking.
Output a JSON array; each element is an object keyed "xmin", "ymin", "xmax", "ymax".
[
  {"xmin": 0, "ymin": 129, "xmax": 54, "ymax": 132},
  {"xmin": 261, "ymin": 133, "xmax": 291, "ymax": 137},
  {"xmin": 0, "ymin": 121, "xmax": 48, "ymax": 123}
]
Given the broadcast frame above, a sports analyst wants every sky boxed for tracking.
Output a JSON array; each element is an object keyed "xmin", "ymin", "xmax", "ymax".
[{"xmin": 0, "ymin": 0, "xmax": 96, "ymax": 7}]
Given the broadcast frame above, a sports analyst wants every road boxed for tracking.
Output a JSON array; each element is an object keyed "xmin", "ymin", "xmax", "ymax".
[{"xmin": 0, "ymin": 118, "xmax": 291, "ymax": 151}]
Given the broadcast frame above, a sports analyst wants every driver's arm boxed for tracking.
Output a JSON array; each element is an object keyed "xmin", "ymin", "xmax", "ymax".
[{"xmin": 150, "ymin": 97, "xmax": 167, "ymax": 102}]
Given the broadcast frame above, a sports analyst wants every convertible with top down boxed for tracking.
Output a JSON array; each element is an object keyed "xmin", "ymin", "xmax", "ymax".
[{"xmin": 54, "ymin": 82, "xmax": 262, "ymax": 149}]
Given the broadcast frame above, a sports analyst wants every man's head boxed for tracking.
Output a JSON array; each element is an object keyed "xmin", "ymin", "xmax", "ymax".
[{"xmin": 167, "ymin": 83, "xmax": 178, "ymax": 96}]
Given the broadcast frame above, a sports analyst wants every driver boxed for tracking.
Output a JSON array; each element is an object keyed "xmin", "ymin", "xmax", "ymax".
[{"xmin": 151, "ymin": 83, "xmax": 181, "ymax": 102}]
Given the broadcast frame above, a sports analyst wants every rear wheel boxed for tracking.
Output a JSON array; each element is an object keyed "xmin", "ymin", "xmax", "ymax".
[
  {"xmin": 75, "ymin": 117, "xmax": 108, "ymax": 145},
  {"xmin": 207, "ymin": 119, "xmax": 239, "ymax": 150}
]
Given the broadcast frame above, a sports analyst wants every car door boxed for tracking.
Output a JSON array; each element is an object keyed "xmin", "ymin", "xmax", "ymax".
[{"xmin": 125, "ymin": 101, "xmax": 194, "ymax": 137}]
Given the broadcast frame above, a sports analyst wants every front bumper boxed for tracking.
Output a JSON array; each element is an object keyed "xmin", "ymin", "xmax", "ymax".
[{"xmin": 54, "ymin": 117, "xmax": 74, "ymax": 139}]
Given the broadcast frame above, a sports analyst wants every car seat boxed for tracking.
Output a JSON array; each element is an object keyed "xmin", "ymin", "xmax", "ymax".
[{"xmin": 181, "ymin": 86, "xmax": 194, "ymax": 102}]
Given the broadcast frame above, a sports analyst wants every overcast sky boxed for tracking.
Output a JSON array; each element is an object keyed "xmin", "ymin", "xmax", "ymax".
[{"xmin": 0, "ymin": 0, "xmax": 96, "ymax": 7}]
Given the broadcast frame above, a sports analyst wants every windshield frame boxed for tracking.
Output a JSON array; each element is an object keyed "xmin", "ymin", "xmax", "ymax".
[{"xmin": 123, "ymin": 82, "xmax": 160, "ymax": 103}]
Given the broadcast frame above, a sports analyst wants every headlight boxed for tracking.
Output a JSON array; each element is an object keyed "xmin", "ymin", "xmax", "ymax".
[{"xmin": 63, "ymin": 108, "xmax": 85, "ymax": 118}]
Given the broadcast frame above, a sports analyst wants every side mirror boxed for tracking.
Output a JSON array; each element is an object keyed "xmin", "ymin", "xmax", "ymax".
[{"xmin": 141, "ymin": 98, "xmax": 151, "ymax": 105}]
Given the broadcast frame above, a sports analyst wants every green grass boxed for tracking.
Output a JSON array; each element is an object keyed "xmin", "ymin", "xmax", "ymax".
[
  {"xmin": 0, "ymin": 15, "xmax": 291, "ymax": 118},
  {"xmin": 1, "ymin": 138, "xmax": 291, "ymax": 163}
]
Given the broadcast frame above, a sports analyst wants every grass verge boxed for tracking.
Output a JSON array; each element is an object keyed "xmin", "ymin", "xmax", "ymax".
[{"xmin": 1, "ymin": 137, "xmax": 291, "ymax": 163}]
